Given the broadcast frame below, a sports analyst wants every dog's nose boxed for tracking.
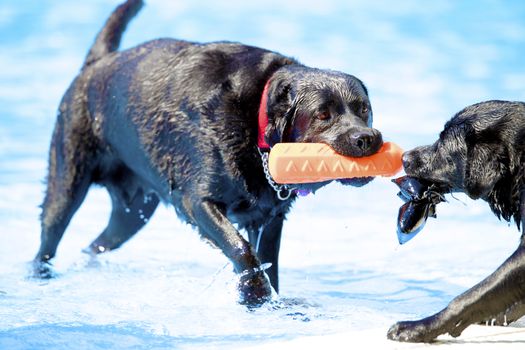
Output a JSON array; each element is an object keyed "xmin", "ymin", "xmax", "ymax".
[
  {"xmin": 350, "ymin": 129, "xmax": 383, "ymax": 155},
  {"xmin": 402, "ymin": 152, "xmax": 413, "ymax": 171}
]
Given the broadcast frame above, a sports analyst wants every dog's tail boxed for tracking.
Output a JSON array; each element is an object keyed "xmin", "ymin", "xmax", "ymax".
[{"xmin": 84, "ymin": 0, "xmax": 144, "ymax": 67}]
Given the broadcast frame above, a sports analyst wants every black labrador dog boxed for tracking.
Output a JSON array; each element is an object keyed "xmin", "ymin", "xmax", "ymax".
[
  {"xmin": 388, "ymin": 100, "xmax": 525, "ymax": 342},
  {"xmin": 34, "ymin": 0, "xmax": 383, "ymax": 305}
]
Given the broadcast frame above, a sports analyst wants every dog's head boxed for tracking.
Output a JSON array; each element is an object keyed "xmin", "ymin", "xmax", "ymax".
[
  {"xmin": 264, "ymin": 66, "xmax": 383, "ymax": 187},
  {"xmin": 402, "ymin": 101, "xmax": 525, "ymax": 223}
]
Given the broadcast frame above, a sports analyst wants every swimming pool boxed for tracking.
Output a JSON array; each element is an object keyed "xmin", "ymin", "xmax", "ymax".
[{"xmin": 1, "ymin": 1, "xmax": 525, "ymax": 349}]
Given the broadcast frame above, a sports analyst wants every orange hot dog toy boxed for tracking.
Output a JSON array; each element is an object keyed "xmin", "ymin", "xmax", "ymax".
[{"xmin": 268, "ymin": 142, "xmax": 403, "ymax": 184}]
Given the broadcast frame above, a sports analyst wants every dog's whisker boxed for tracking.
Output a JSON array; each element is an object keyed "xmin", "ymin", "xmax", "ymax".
[
  {"xmin": 449, "ymin": 192, "xmax": 467, "ymax": 205},
  {"xmin": 255, "ymin": 226, "xmax": 264, "ymax": 253},
  {"xmin": 200, "ymin": 262, "xmax": 231, "ymax": 294}
]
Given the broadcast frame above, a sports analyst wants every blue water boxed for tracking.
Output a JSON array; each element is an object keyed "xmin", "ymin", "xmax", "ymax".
[{"xmin": 1, "ymin": 1, "xmax": 525, "ymax": 349}]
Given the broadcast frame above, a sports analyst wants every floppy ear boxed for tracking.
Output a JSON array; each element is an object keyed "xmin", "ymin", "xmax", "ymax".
[
  {"xmin": 265, "ymin": 79, "xmax": 296, "ymax": 145},
  {"xmin": 464, "ymin": 143, "xmax": 505, "ymax": 199}
]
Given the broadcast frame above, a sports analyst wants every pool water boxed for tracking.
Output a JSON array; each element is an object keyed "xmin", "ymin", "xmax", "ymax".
[{"xmin": 1, "ymin": 1, "xmax": 525, "ymax": 349}]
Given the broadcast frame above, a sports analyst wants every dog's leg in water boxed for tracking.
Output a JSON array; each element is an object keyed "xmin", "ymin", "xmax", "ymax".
[
  {"xmin": 34, "ymin": 122, "xmax": 94, "ymax": 278},
  {"xmin": 193, "ymin": 199, "xmax": 272, "ymax": 305},
  {"xmin": 389, "ymin": 191, "xmax": 525, "ymax": 342},
  {"xmin": 388, "ymin": 235, "xmax": 525, "ymax": 342},
  {"xmin": 85, "ymin": 184, "xmax": 159, "ymax": 255},
  {"xmin": 247, "ymin": 214, "xmax": 284, "ymax": 293}
]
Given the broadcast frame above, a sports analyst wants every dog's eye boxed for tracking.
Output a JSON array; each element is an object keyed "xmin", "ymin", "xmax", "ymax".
[
  {"xmin": 361, "ymin": 105, "xmax": 369, "ymax": 115},
  {"xmin": 317, "ymin": 112, "xmax": 331, "ymax": 121}
]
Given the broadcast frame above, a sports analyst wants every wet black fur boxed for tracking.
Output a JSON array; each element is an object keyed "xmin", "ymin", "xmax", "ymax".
[
  {"xmin": 388, "ymin": 100, "xmax": 525, "ymax": 342},
  {"xmin": 34, "ymin": 0, "xmax": 383, "ymax": 305}
]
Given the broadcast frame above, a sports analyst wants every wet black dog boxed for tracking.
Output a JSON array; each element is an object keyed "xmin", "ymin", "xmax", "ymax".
[
  {"xmin": 34, "ymin": 0, "xmax": 383, "ymax": 305},
  {"xmin": 388, "ymin": 100, "xmax": 525, "ymax": 342}
]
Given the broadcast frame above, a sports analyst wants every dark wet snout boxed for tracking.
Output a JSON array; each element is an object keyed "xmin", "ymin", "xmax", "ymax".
[
  {"xmin": 334, "ymin": 128, "xmax": 383, "ymax": 157},
  {"xmin": 402, "ymin": 151, "xmax": 415, "ymax": 173},
  {"xmin": 351, "ymin": 129, "xmax": 383, "ymax": 155},
  {"xmin": 402, "ymin": 146, "xmax": 430, "ymax": 176}
]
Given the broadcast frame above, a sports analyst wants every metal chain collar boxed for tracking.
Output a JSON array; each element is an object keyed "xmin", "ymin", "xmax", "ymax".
[{"xmin": 257, "ymin": 147, "xmax": 294, "ymax": 201}]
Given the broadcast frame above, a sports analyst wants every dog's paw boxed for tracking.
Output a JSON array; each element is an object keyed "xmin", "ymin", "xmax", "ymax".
[
  {"xmin": 31, "ymin": 259, "xmax": 57, "ymax": 279},
  {"xmin": 238, "ymin": 271, "xmax": 273, "ymax": 307},
  {"xmin": 387, "ymin": 320, "xmax": 439, "ymax": 343}
]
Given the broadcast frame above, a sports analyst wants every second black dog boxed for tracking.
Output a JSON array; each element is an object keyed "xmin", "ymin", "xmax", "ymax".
[
  {"xmin": 388, "ymin": 100, "xmax": 525, "ymax": 342},
  {"xmin": 34, "ymin": 0, "xmax": 383, "ymax": 305}
]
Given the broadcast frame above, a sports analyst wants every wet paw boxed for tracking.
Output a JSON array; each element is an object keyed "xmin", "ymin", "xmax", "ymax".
[
  {"xmin": 387, "ymin": 320, "xmax": 438, "ymax": 343},
  {"xmin": 31, "ymin": 260, "xmax": 57, "ymax": 279},
  {"xmin": 238, "ymin": 270, "xmax": 272, "ymax": 307}
]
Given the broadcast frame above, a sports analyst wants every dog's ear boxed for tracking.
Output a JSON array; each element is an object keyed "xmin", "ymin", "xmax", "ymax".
[
  {"xmin": 265, "ymin": 79, "xmax": 296, "ymax": 145},
  {"xmin": 464, "ymin": 143, "xmax": 506, "ymax": 199}
]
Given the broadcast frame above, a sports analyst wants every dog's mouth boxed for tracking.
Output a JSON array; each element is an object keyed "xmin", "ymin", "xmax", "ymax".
[
  {"xmin": 337, "ymin": 177, "xmax": 375, "ymax": 187},
  {"xmin": 404, "ymin": 173, "xmax": 454, "ymax": 193}
]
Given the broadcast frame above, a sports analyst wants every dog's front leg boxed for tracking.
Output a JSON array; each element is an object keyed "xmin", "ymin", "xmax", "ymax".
[
  {"xmin": 193, "ymin": 199, "xmax": 272, "ymax": 305},
  {"xmin": 247, "ymin": 214, "xmax": 285, "ymax": 293},
  {"xmin": 388, "ymin": 236, "xmax": 525, "ymax": 342}
]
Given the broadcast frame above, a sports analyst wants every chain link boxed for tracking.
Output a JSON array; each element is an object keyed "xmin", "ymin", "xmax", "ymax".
[{"xmin": 257, "ymin": 147, "xmax": 295, "ymax": 200}]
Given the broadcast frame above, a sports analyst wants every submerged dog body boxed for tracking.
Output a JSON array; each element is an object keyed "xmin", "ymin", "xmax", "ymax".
[
  {"xmin": 388, "ymin": 100, "xmax": 525, "ymax": 342},
  {"xmin": 35, "ymin": 0, "xmax": 383, "ymax": 304}
]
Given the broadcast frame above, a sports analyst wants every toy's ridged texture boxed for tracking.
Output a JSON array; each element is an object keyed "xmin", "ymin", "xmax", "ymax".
[{"xmin": 268, "ymin": 142, "xmax": 403, "ymax": 184}]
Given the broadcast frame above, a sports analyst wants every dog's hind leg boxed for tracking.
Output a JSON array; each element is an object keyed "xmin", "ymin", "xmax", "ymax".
[
  {"xmin": 86, "ymin": 182, "xmax": 159, "ymax": 254},
  {"xmin": 34, "ymin": 119, "xmax": 95, "ymax": 278}
]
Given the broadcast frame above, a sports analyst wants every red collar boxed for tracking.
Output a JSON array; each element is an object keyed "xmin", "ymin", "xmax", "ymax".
[
  {"xmin": 257, "ymin": 79, "xmax": 312, "ymax": 198},
  {"xmin": 257, "ymin": 80, "xmax": 272, "ymax": 150}
]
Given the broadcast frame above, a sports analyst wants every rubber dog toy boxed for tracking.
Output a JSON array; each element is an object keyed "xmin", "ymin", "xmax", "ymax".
[{"xmin": 268, "ymin": 142, "xmax": 403, "ymax": 184}]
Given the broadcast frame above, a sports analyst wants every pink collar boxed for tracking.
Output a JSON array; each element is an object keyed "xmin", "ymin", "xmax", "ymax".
[{"xmin": 257, "ymin": 80, "xmax": 272, "ymax": 150}]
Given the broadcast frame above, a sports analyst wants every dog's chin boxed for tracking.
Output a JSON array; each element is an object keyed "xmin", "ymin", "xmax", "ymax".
[
  {"xmin": 337, "ymin": 177, "xmax": 374, "ymax": 187},
  {"xmin": 404, "ymin": 173, "xmax": 455, "ymax": 193},
  {"xmin": 294, "ymin": 181, "xmax": 333, "ymax": 194}
]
